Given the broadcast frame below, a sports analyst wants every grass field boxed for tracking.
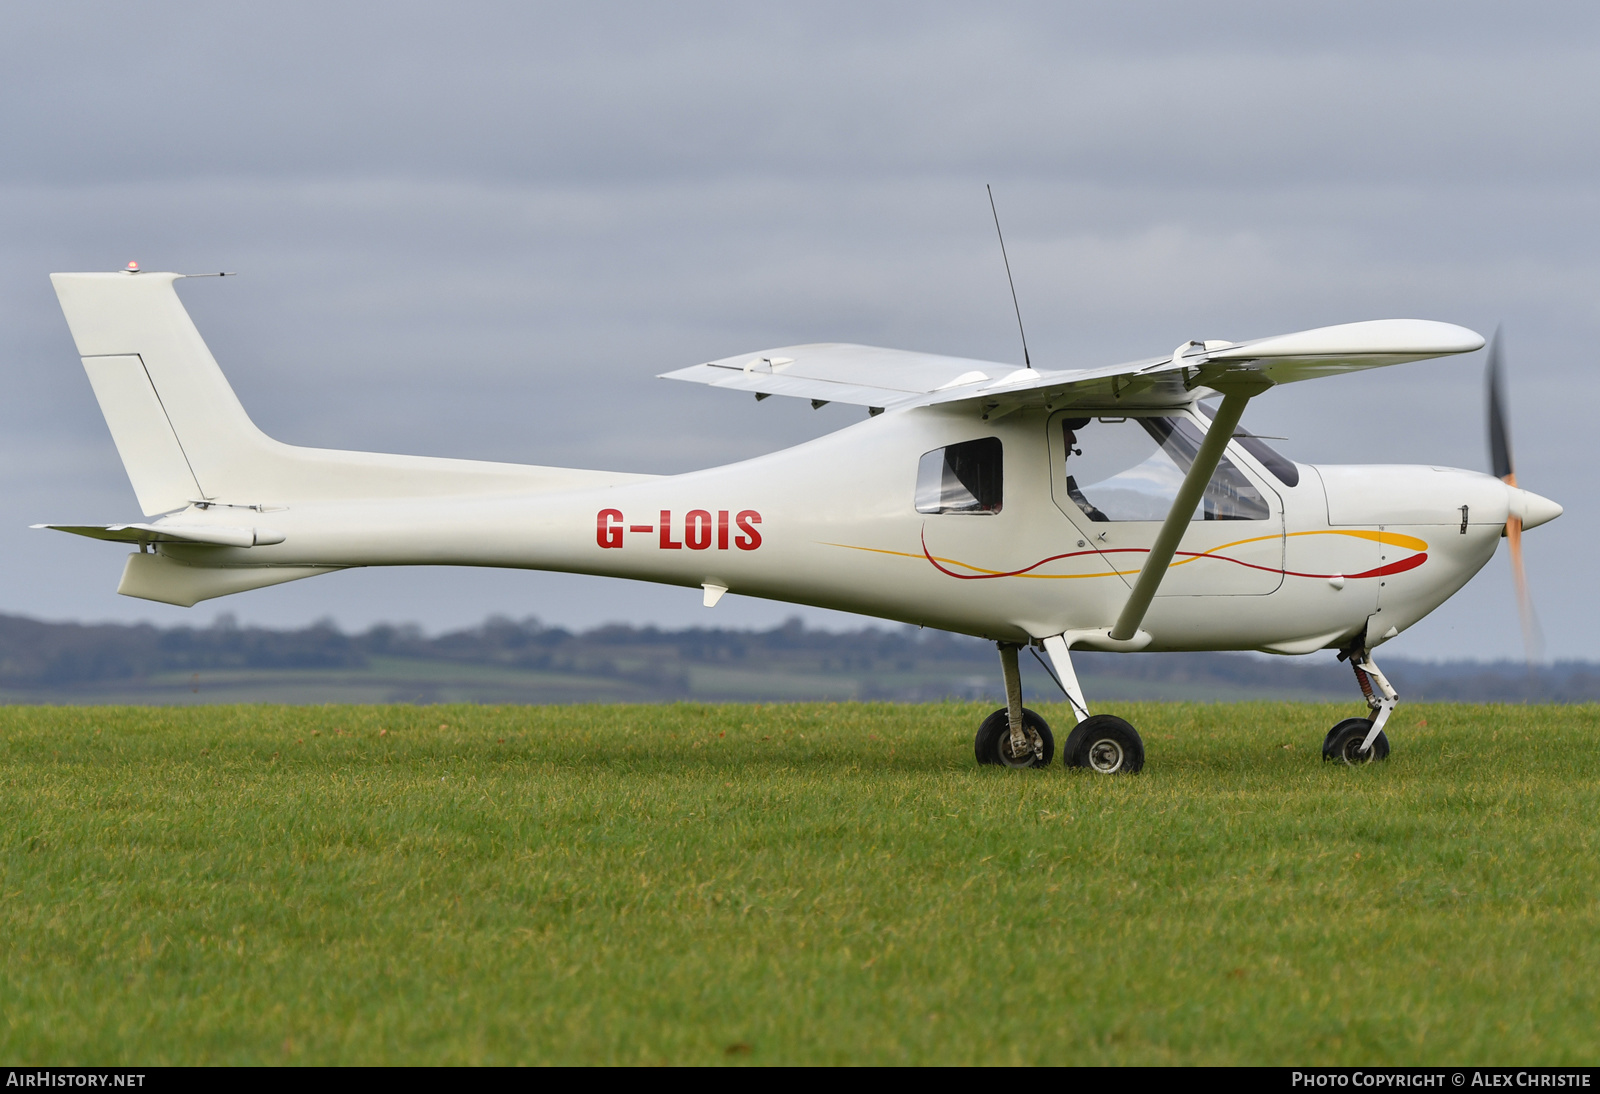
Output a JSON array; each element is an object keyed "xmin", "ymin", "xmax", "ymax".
[{"xmin": 2, "ymin": 701, "xmax": 1597, "ymax": 1065}]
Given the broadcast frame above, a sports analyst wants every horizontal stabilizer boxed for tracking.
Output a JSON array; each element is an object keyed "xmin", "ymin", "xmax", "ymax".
[{"xmin": 34, "ymin": 523, "xmax": 285, "ymax": 548}]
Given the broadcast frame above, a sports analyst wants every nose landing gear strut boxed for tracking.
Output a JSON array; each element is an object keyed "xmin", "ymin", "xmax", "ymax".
[{"xmin": 1324, "ymin": 646, "xmax": 1397, "ymax": 764}]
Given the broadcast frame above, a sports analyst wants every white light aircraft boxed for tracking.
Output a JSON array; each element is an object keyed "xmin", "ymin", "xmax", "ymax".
[{"xmin": 39, "ymin": 265, "xmax": 1561, "ymax": 772}]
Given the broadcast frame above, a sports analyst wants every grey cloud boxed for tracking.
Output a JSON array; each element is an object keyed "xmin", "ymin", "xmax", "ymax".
[
  {"xmin": 5, "ymin": 4, "xmax": 1600, "ymax": 186},
  {"xmin": 0, "ymin": 2, "xmax": 1595, "ymax": 657}
]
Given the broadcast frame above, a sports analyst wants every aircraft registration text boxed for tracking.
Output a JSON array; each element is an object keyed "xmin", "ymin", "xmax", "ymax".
[{"xmin": 597, "ymin": 509, "xmax": 761, "ymax": 551}]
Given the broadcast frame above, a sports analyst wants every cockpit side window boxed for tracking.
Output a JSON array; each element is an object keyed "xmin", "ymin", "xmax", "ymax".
[
  {"xmin": 915, "ymin": 437, "xmax": 1003, "ymax": 514},
  {"xmin": 1197, "ymin": 402, "xmax": 1301, "ymax": 487},
  {"xmin": 1060, "ymin": 416, "xmax": 1270, "ymax": 522},
  {"xmin": 1229, "ymin": 429, "xmax": 1300, "ymax": 487}
]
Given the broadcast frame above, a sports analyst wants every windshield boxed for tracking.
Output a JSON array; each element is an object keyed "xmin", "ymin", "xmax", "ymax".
[{"xmin": 1060, "ymin": 416, "xmax": 1271, "ymax": 521}]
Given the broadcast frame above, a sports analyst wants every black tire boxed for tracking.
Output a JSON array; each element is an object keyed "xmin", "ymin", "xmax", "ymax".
[
  {"xmin": 974, "ymin": 707, "xmax": 1054, "ymax": 768},
  {"xmin": 1063, "ymin": 714, "xmax": 1145, "ymax": 774},
  {"xmin": 1322, "ymin": 717, "xmax": 1390, "ymax": 764}
]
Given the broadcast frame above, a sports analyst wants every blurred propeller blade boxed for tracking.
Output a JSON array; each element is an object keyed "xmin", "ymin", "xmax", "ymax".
[
  {"xmin": 1505, "ymin": 514, "xmax": 1544, "ymax": 662},
  {"xmin": 1485, "ymin": 328, "xmax": 1544, "ymax": 662},
  {"xmin": 1486, "ymin": 327, "xmax": 1513, "ymax": 482}
]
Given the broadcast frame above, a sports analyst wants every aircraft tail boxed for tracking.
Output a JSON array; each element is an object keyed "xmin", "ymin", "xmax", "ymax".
[
  {"xmin": 51, "ymin": 271, "xmax": 273, "ymax": 515},
  {"xmin": 50, "ymin": 270, "xmax": 651, "ymax": 517}
]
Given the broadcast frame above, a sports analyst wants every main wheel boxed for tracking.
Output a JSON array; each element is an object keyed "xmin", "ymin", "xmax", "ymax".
[
  {"xmin": 974, "ymin": 707, "xmax": 1054, "ymax": 768},
  {"xmin": 1322, "ymin": 717, "xmax": 1390, "ymax": 764},
  {"xmin": 1063, "ymin": 714, "xmax": 1145, "ymax": 774}
]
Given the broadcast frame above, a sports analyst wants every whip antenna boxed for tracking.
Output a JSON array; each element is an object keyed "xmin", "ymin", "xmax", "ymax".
[{"xmin": 987, "ymin": 183, "xmax": 1032, "ymax": 369}]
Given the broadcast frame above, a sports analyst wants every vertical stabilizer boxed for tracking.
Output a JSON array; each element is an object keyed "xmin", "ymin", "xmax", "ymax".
[
  {"xmin": 49, "ymin": 269, "xmax": 656, "ymax": 512},
  {"xmin": 51, "ymin": 271, "xmax": 274, "ymax": 514}
]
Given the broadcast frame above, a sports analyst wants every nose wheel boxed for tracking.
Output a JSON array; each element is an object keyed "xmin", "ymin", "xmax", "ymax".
[{"xmin": 1323, "ymin": 717, "xmax": 1390, "ymax": 764}]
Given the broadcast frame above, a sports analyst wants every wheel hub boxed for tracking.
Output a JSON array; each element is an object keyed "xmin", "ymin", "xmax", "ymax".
[
  {"xmin": 1339, "ymin": 737, "xmax": 1373, "ymax": 764},
  {"xmin": 1087, "ymin": 737, "xmax": 1124, "ymax": 773},
  {"xmin": 998, "ymin": 726, "xmax": 1042, "ymax": 767}
]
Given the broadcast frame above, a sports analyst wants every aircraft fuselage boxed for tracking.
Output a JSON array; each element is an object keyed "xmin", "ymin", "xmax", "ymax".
[{"xmin": 149, "ymin": 403, "xmax": 1515, "ymax": 654}]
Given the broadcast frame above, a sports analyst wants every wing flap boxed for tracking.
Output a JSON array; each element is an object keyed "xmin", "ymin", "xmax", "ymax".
[{"xmin": 659, "ymin": 343, "xmax": 1009, "ymax": 407}]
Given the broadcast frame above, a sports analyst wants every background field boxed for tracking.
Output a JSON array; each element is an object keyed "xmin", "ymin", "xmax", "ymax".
[
  {"xmin": 4, "ymin": 612, "xmax": 1597, "ymax": 705},
  {"xmin": 2, "ymin": 701, "xmax": 1597, "ymax": 1065}
]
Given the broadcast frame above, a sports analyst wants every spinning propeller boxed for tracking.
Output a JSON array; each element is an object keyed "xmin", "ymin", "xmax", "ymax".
[{"xmin": 1486, "ymin": 330, "xmax": 1545, "ymax": 661}]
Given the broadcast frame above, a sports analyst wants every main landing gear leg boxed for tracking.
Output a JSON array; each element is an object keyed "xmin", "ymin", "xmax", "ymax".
[
  {"xmin": 974, "ymin": 642, "xmax": 1053, "ymax": 767},
  {"xmin": 1040, "ymin": 634, "xmax": 1090, "ymax": 724},
  {"xmin": 1042, "ymin": 635, "xmax": 1145, "ymax": 774},
  {"xmin": 1000, "ymin": 643, "xmax": 1028, "ymax": 757},
  {"xmin": 1325, "ymin": 646, "xmax": 1396, "ymax": 764}
]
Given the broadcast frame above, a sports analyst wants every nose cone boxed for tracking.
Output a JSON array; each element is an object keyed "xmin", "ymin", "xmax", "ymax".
[{"xmin": 1508, "ymin": 486, "xmax": 1563, "ymax": 530}]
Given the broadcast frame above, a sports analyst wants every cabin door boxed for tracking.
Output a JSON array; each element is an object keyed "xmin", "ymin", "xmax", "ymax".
[{"xmin": 1047, "ymin": 410, "xmax": 1285, "ymax": 597}]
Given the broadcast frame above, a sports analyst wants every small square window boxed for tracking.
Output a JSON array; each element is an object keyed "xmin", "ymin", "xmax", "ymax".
[{"xmin": 915, "ymin": 437, "xmax": 1003, "ymax": 514}]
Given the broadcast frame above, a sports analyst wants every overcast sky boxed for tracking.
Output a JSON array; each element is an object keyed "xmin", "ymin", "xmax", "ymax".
[{"xmin": 2, "ymin": 2, "xmax": 1597, "ymax": 660}]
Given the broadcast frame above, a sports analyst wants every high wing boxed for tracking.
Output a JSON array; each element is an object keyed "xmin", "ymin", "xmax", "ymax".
[{"xmin": 660, "ymin": 319, "xmax": 1485, "ymax": 412}]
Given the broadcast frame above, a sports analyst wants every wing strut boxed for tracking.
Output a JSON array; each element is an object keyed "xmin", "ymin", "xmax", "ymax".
[{"xmin": 1108, "ymin": 380, "xmax": 1271, "ymax": 641}]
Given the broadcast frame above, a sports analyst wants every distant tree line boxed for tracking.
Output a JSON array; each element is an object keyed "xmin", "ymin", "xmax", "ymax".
[
  {"xmin": 0, "ymin": 612, "xmax": 1593, "ymax": 702},
  {"xmin": 0, "ymin": 613, "xmax": 993, "ymax": 689}
]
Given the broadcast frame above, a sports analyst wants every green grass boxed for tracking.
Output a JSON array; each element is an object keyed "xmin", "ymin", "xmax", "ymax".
[{"xmin": 2, "ymin": 701, "xmax": 1597, "ymax": 1065}]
